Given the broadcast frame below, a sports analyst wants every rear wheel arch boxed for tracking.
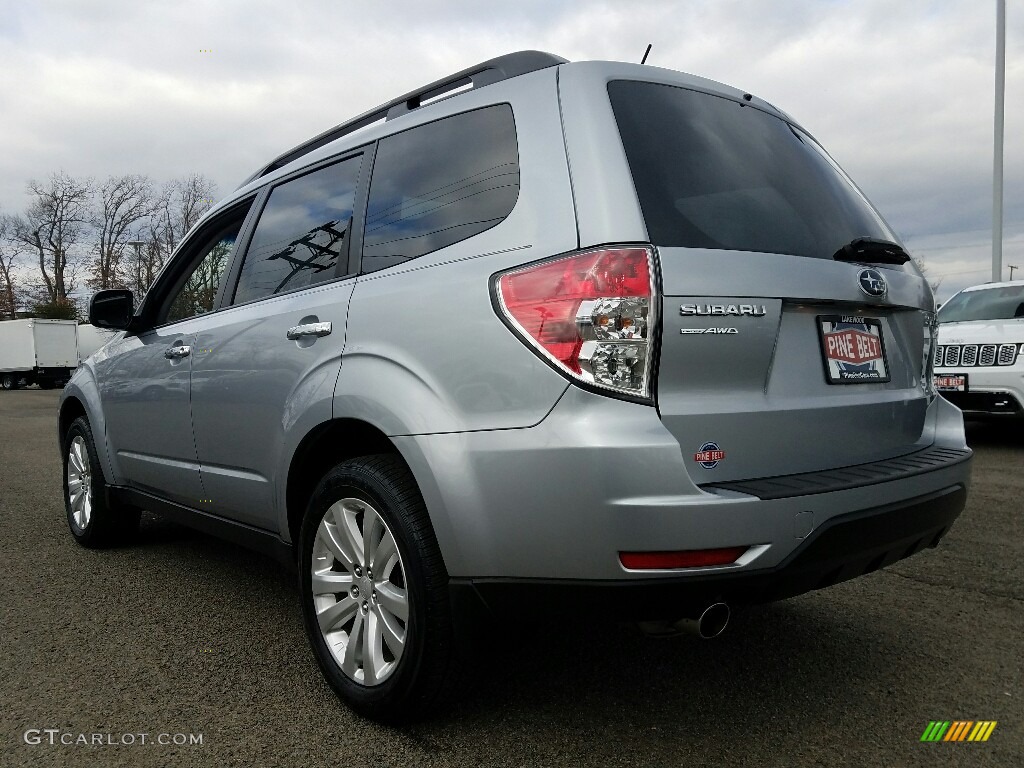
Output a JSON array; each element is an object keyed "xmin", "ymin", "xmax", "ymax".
[{"xmin": 286, "ymin": 419, "xmax": 410, "ymax": 553}]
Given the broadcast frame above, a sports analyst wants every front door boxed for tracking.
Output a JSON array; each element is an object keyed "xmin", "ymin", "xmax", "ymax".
[{"xmin": 97, "ymin": 211, "xmax": 247, "ymax": 507}]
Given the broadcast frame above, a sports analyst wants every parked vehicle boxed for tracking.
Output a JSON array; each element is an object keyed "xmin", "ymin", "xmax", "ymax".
[
  {"xmin": 0, "ymin": 318, "xmax": 79, "ymax": 390},
  {"xmin": 76, "ymin": 323, "xmax": 118, "ymax": 362},
  {"xmin": 933, "ymin": 279, "xmax": 1024, "ymax": 417},
  {"xmin": 59, "ymin": 51, "xmax": 972, "ymax": 721}
]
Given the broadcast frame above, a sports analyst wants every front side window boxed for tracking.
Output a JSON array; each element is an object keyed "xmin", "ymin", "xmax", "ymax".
[
  {"xmin": 361, "ymin": 104, "xmax": 520, "ymax": 273},
  {"xmin": 608, "ymin": 80, "xmax": 897, "ymax": 260},
  {"xmin": 233, "ymin": 155, "xmax": 363, "ymax": 305},
  {"xmin": 165, "ymin": 222, "xmax": 241, "ymax": 324}
]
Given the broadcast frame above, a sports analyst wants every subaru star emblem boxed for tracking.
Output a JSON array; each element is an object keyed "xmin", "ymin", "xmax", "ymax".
[{"xmin": 857, "ymin": 268, "xmax": 887, "ymax": 297}]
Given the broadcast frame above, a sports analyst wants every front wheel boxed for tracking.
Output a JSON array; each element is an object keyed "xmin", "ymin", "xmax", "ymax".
[
  {"xmin": 1, "ymin": 373, "xmax": 19, "ymax": 390},
  {"xmin": 64, "ymin": 416, "xmax": 140, "ymax": 547},
  {"xmin": 298, "ymin": 455, "xmax": 459, "ymax": 722}
]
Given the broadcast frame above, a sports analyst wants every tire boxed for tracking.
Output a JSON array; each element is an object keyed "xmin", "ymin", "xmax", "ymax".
[
  {"xmin": 1, "ymin": 373, "xmax": 18, "ymax": 390},
  {"xmin": 63, "ymin": 416, "xmax": 141, "ymax": 548},
  {"xmin": 298, "ymin": 454, "xmax": 460, "ymax": 723}
]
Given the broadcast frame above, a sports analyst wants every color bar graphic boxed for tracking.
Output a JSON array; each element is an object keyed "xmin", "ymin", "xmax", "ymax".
[{"xmin": 921, "ymin": 721, "xmax": 996, "ymax": 742}]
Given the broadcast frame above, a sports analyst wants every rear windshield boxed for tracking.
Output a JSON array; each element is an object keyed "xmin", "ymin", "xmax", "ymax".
[
  {"xmin": 938, "ymin": 285, "xmax": 1024, "ymax": 322},
  {"xmin": 608, "ymin": 80, "xmax": 896, "ymax": 259}
]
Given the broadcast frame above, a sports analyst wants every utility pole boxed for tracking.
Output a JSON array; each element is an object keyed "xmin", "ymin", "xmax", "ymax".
[
  {"xmin": 127, "ymin": 240, "xmax": 145, "ymax": 294},
  {"xmin": 993, "ymin": 0, "xmax": 1006, "ymax": 282},
  {"xmin": 1009, "ymin": 265, "xmax": 1019, "ymax": 281}
]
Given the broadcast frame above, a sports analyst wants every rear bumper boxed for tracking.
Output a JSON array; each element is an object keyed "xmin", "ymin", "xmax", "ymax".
[
  {"xmin": 454, "ymin": 483, "xmax": 967, "ymax": 621},
  {"xmin": 399, "ymin": 387, "xmax": 972, "ymax": 581}
]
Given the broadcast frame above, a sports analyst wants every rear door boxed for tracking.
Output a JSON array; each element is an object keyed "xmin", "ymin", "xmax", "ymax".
[
  {"xmin": 189, "ymin": 151, "xmax": 366, "ymax": 530},
  {"xmin": 31, "ymin": 320, "xmax": 78, "ymax": 368},
  {"xmin": 607, "ymin": 79, "xmax": 934, "ymax": 482}
]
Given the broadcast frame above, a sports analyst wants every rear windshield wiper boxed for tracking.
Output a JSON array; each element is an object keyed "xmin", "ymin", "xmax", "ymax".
[{"xmin": 832, "ymin": 237, "xmax": 911, "ymax": 265}]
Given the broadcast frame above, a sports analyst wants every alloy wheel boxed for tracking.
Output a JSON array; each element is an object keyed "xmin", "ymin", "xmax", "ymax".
[
  {"xmin": 311, "ymin": 497, "xmax": 409, "ymax": 686},
  {"xmin": 66, "ymin": 435, "xmax": 92, "ymax": 529}
]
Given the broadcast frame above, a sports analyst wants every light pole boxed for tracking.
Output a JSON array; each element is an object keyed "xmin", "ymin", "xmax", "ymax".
[
  {"xmin": 993, "ymin": 0, "xmax": 1006, "ymax": 282},
  {"xmin": 127, "ymin": 240, "xmax": 145, "ymax": 293}
]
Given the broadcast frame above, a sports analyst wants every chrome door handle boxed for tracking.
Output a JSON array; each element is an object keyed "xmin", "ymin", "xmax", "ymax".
[
  {"xmin": 286, "ymin": 321, "xmax": 332, "ymax": 340},
  {"xmin": 164, "ymin": 345, "xmax": 191, "ymax": 359}
]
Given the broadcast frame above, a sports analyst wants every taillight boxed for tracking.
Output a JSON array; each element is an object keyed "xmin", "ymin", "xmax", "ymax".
[
  {"xmin": 922, "ymin": 310, "xmax": 937, "ymax": 395},
  {"xmin": 494, "ymin": 246, "xmax": 657, "ymax": 400}
]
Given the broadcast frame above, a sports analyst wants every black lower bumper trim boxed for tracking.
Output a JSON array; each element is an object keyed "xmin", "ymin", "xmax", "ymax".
[
  {"xmin": 700, "ymin": 445, "xmax": 972, "ymax": 500},
  {"xmin": 940, "ymin": 391, "xmax": 1023, "ymax": 416},
  {"xmin": 453, "ymin": 484, "xmax": 967, "ymax": 622}
]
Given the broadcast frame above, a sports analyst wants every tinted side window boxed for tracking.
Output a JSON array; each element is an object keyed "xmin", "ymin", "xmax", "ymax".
[
  {"xmin": 362, "ymin": 104, "xmax": 519, "ymax": 273},
  {"xmin": 608, "ymin": 80, "xmax": 895, "ymax": 259},
  {"xmin": 165, "ymin": 221, "xmax": 241, "ymax": 324},
  {"xmin": 233, "ymin": 155, "xmax": 362, "ymax": 304}
]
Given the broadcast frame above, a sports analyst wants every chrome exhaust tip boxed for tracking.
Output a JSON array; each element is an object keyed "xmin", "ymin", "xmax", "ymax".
[{"xmin": 674, "ymin": 602, "xmax": 730, "ymax": 639}]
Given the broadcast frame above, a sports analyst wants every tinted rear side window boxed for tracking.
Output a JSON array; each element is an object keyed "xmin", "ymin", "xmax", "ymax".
[
  {"xmin": 361, "ymin": 104, "xmax": 519, "ymax": 273},
  {"xmin": 233, "ymin": 155, "xmax": 362, "ymax": 304},
  {"xmin": 608, "ymin": 80, "xmax": 895, "ymax": 259}
]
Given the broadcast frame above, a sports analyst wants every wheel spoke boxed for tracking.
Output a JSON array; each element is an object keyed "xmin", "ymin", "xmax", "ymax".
[
  {"xmin": 334, "ymin": 503, "xmax": 365, "ymax": 565},
  {"xmin": 317, "ymin": 595, "xmax": 358, "ymax": 633},
  {"xmin": 73, "ymin": 441, "xmax": 86, "ymax": 473},
  {"xmin": 311, "ymin": 570, "xmax": 353, "ymax": 595},
  {"xmin": 377, "ymin": 606, "xmax": 405, "ymax": 656},
  {"xmin": 341, "ymin": 610, "xmax": 364, "ymax": 678},
  {"xmin": 363, "ymin": 511, "xmax": 383, "ymax": 571},
  {"xmin": 375, "ymin": 582, "xmax": 408, "ymax": 622},
  {"xmin": 68, "ymin": 447, "xmax": 83, "ymax": 475},
  {"xmin": 372, "ymin": 529, "xmax": 397, "ymax": 574},
  {"xmin": 363, "ymin": 610, "xmax": 386, "ymax": 684},
  {"xmin": 318, "ymin": 521, "xmax": 356, "ymax": 570}
]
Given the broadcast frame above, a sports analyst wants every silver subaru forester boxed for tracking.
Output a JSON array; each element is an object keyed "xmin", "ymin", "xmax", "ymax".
[{"xmin": 61, "ymin": 51, "xmax": 972, "ymax": 721}]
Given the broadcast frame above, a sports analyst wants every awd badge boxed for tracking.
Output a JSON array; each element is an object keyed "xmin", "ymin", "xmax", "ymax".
[{"xmin": 695, "ymin": 442, "xmax": 725, "ymax": 469}]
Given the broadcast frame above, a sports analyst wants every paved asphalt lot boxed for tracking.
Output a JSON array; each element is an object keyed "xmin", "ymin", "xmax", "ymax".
[{"xmin": 1, "ymin": 389, "xmax": 1020, "ymax": 767}]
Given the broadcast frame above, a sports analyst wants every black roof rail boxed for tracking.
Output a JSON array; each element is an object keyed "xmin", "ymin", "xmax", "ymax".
[{"xmin": 239, "ymin": 50, "xmax": 568, "ymax": 187}]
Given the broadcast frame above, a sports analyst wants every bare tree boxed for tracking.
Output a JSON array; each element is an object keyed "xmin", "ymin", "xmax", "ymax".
[
  {"xmin": 0, "ymin": 214, "xmax": 25, "ymax": 319},
  {"xmin": 15, "ymin": 172, "xmax": 92, "ymax": 303},
  {"xmin": 126, "ymin": 174, "xmax": 217, "ymax": 298},
  {"xmin": 90, "ymin": 174, "xmax": 153, "ymax": 290},
  {"xmin": 912, "ymin": 254, "xmax": 943, "ymax": 296}
]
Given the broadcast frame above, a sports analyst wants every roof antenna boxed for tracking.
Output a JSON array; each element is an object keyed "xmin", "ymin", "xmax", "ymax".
[{"xmin": 641, "ymin": 43, "xmax": 652, "ymax": 65}]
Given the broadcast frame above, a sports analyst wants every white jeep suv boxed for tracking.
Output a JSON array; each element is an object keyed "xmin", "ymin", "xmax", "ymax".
[{"xmin": 934, "ymin": 280, "xmax": 1024, "ymax": 418}]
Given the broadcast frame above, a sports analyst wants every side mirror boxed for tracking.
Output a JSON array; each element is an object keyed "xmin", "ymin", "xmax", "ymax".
[{"xmin": 89, "ymin": 289, "xmax": 135, "ymax": 330}]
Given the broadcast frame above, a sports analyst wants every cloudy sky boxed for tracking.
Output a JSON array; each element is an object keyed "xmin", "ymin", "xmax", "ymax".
[{"xmin": 1, "ymin": 0, "xmax": 1021, "ymax": 300}]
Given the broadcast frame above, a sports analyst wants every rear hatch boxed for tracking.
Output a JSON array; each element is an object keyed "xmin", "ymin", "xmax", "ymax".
[{"xmin": 608, "ymin": 79, "xmax": 934, "ymax": 482}]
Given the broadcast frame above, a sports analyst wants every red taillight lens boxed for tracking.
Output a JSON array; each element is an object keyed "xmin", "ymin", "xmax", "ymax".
[
  {"xmin": 619, "ymin": 547, "xmax": 748, "ymax": 570},
  {"xmin": 495, "ymin": 246, "xmax": 656, "ymax": 399}
]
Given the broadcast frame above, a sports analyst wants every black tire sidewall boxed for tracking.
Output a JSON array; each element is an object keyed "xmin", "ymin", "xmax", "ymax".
[{"xmin": 298, "ymin": 458, "xmax": 446, "ymax": 721}]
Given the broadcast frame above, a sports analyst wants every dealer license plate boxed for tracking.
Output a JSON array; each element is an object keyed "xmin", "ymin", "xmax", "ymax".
[{"xmin": 817, "ymin": 316, "xmax": 890, "ymax": 384}]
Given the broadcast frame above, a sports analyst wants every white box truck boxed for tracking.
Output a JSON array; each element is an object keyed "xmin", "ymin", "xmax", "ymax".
[
  {"xmin": 0, "ymin": 319, "xmax": 80, "ymax": 390},
  {"xmin": 76, "ymin": 323, "xmax": 118, "ymax": 362}
]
